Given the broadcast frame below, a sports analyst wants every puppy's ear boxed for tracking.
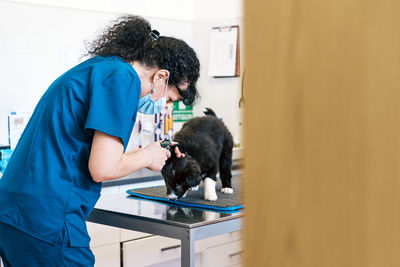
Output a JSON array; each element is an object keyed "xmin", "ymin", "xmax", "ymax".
[
  {"xmin": 161, "ymin": 161, "xmax": 173, "ymax": 178},
  {"xmin": 161, "ymin": 160, "xmax": 175, "ymax": 193},
  {"xmin": 184, "ymin": 157, "xmax": 202, "ymax": 187}
]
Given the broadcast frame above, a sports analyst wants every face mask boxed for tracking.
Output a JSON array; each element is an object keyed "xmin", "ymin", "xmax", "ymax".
[{"xmin": 138, "ymin": 79, "xmax": 168, "ymax": 114}]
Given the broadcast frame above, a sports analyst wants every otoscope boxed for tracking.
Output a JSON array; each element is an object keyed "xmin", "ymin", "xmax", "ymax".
[{"xmin": 160, "ymin": 139, "xmax": 172, "ymax": 150}]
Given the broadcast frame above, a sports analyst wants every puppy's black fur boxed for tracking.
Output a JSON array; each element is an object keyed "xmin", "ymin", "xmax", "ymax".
[{"xmin": 161, "ymin": 108, "xmax": 234, "ymax": 200}]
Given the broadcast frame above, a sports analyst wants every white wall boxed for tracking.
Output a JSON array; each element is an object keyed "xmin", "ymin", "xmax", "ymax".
[
  {"xmin": 192, "ymin": 17, "xmax": 244, "ymax": 145},
  {"xmin": 7, "ymin": 0, "xmax": 243, "ymax": 21},
  {"xmin": 8, "ymin": 0, "xmax": 196, "ymax": 21},
  {"xmin": 0, "ymin": 0, "xmax": 243, "ymax": 146},
  {"xmin": 193, "ymin": 0, "xmax": 243, "ymax": 20}
]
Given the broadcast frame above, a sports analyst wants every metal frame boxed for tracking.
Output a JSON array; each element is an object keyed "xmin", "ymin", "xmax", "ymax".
[{"xmin": 87, "ymin": 209, "xmax": 243, "ymax": 267}]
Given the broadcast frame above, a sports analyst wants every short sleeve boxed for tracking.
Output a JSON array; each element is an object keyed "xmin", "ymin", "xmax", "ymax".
[{"xmin": 84, "ymin": 69, "xmax": 140, "ymax": 150}]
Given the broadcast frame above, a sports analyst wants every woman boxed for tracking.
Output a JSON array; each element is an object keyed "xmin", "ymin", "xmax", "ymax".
[{"xmin": 0, "ymin": 15, "xmax": 200, "ymax": 266}]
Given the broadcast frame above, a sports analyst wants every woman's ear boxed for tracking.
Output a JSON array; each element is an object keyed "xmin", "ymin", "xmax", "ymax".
[{"xmin": 153, "ymin": 69, "xmax": 170, "ymax": 83}]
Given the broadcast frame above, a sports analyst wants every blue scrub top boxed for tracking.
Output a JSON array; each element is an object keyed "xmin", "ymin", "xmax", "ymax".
[{"xmin": 0, "ymin": 56, "xmax": 141, "ymax": 247}]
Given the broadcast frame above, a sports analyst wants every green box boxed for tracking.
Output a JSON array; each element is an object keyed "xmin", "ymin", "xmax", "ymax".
[
  {"xmin": 173, "ymin": 102, "xmax": 193, "ymax": 111},
  {"xmin": 173, "ymin": 102, "xmax": 193, "ymax": 122}
]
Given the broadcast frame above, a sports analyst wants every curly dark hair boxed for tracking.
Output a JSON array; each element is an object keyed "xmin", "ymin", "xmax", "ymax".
[{"xmin": 87, "ymin": 15, "xmax": 200, "ymax": 105}]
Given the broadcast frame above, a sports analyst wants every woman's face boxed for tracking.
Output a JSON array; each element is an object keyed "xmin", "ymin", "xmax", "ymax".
[
  {"xmin": 149, "ymin": 79, "xmax": 189, "ymax": 103},
  {"xmin": 142, "ymin": 71, "xmax": 189, "ymax": 104},
  {"xmin": 166, "ymin": 82, "xmax": 189, "ymax": 103}
]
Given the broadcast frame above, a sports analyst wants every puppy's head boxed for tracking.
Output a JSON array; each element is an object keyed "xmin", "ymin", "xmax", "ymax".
[{"xmin": 161, "ymin": 147, "xmax": 201, "ymax": 200}]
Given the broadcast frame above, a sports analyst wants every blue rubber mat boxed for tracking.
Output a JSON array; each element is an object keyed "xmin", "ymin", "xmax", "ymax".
[{"xmin": 126, "ymin": 175, "xmax": 243, "ymax": 212}]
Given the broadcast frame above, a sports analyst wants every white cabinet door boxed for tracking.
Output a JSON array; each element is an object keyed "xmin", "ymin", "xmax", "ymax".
[
  {"xmin": 87, "ymin": 222, "xmax": 120, "ymax": 248},
  {"xmin": 123, "ymin": 236, "xmax": 182, "ymax": 266},
  {"xmin": 92, "ymin": 243, "xmax": 120, "ymax": 267},
  {"xmin": 123, "ymin": 235, "xmax": 204, "ymax": 267}
]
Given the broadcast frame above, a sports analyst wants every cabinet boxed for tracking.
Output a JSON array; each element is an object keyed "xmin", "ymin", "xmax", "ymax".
[
  {"xmin": 89, "ymin": 219, "xmax": 242, "ymax": 267},
  {"xmin": 122, "ymin": 231, "xmax": 242, "ymax": 267},
  {"xmin": 88, "ymin": 220, "xmax": 243, "ymax": 267}
]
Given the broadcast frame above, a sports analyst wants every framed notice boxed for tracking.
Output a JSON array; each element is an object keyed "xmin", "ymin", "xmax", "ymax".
[{"xmin": 208, "ymin": 25, "xmax": 240, "ymax": 77}]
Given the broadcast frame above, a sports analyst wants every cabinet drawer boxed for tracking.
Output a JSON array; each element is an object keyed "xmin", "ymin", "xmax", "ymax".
[
  {"xmin": 202, "ymin": 240, "xmax": 243, "ymax": 267},
  {"xmin": 123, "ymin": 236, "xmax": 181, "ymax": 266},
  {"xmin": 197, "ymin": 230, "xmax": 242, "ymax": 251}
]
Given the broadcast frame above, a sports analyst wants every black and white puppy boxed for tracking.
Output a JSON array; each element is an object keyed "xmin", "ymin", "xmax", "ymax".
[{"xmin": 161, "ymin": 108, "xmax": 234, "ymax": 201}]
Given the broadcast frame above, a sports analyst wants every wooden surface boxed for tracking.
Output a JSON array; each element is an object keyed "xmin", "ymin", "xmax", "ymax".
[{"xmin": 243, "ymin": 0, "xmax": 400, "ymax": 266}]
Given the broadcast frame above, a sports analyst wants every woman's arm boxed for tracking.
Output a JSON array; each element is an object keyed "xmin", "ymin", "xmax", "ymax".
[{"xmin": 88, "ymin": 130, "xmax": 171, "ymax": 182}]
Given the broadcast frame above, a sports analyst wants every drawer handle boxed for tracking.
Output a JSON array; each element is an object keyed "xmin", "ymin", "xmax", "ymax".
[
  {"xmin": 229, "ymin": 250, "xmax": 244, "ymax": 258},
  {"xmin": 161, "ymin": 245, "xmax": 181, "ymax": 252}
]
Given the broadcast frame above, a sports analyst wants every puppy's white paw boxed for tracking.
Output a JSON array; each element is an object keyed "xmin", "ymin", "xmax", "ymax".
[
  {"xmin": 221, "ymin": 187, "xmax": 233, "ymax": 194},
  {"xmin": 204, "ymin": 178, "xmax": 218, "ymax": 201},
  {"xmin": 189, "ymin": 185, "xmax": 199, "ymax": 191},
  {"xmin": 204, "ymin": 192, "xmax": 218, "ymax": 201},
  {"xmin": 182, "ymin": 191, "xmax": 187, "ymax": 198},
  {"xmin": 168, "ymin": 192, "xmax": 178, "ymax": 201}
]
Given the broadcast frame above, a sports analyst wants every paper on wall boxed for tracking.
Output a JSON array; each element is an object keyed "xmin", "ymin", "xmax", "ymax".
[{"xmin": 208, "ymin": 27, "xmax": 238, "ymax": 77}]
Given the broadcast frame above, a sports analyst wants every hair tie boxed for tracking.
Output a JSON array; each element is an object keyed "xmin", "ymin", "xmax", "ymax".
[{"xmin": 150, "ymin": 30, "xmax": 160, "ymax": 41}]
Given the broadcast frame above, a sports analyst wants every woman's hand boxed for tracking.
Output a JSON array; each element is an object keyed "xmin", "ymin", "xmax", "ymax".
[
  {"xmin": 171, "ymin": 141, "xmax": 185, "ymax": 158},
  {"xmin": 143, "ymin": 141, "xmax": 171, "ymax": 171}
]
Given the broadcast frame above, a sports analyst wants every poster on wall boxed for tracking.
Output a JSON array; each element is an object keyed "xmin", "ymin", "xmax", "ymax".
[{"xmin": 208, "ymin": 25, "xmax": 240, "ymax": 77}]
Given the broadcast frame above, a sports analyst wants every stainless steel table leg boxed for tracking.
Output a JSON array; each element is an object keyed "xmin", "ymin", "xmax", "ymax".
[{"xmin": 181, "ymin": 229, "xmax": 195, "ymax": 267}]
